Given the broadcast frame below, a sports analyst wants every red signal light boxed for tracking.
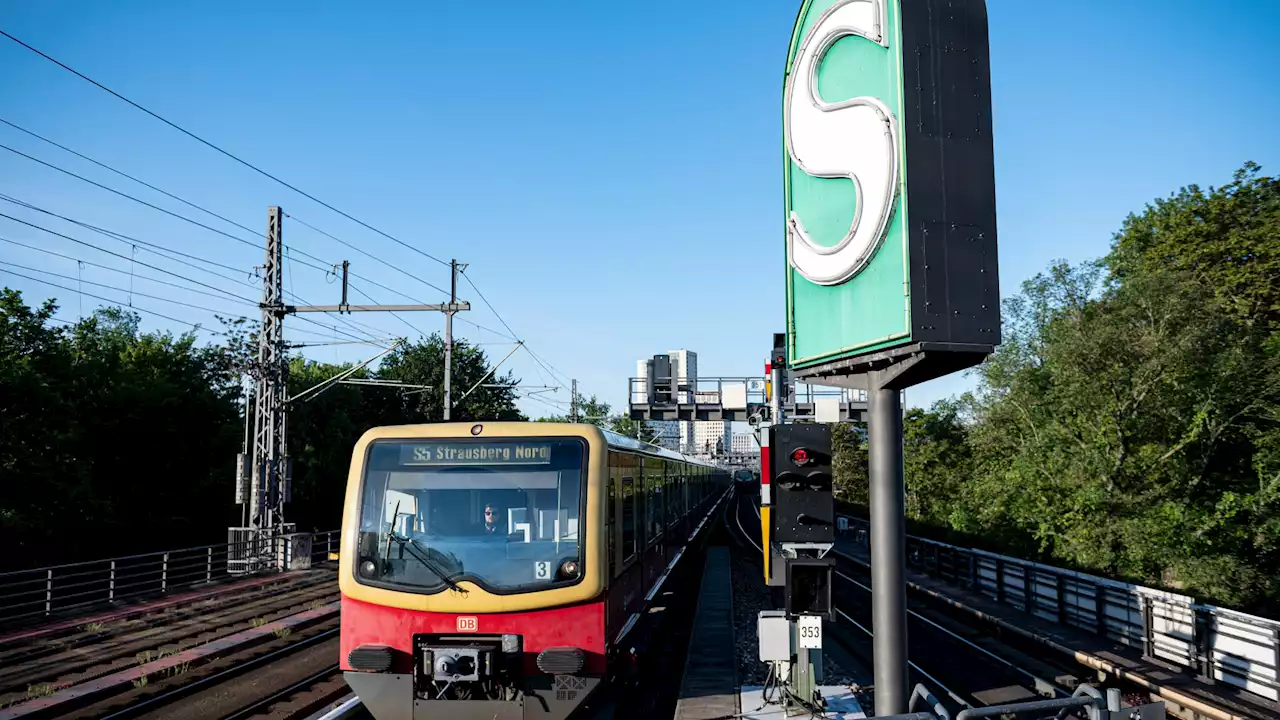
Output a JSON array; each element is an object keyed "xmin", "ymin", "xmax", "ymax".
[{"xmin": 791, "ymin": 448, "xmax": 810, "ymax": 466}]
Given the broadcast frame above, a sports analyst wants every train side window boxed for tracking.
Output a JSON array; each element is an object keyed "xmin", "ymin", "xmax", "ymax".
[
  {"xmin": 648, "ymin": 460, "xmax": 662, "ymax": 545},
  {"xmin": 608, "ymin": 467, "xmax": 617, "ymax": 575},
  {"xmin": 622, "ymin": 475, "xmax": 636, "ymax": 561}
]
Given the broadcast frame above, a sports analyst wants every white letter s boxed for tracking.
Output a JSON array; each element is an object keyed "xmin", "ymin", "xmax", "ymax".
[{"xmin": 785, "ymin": 0, "xmax": 899, "ymax": 286}]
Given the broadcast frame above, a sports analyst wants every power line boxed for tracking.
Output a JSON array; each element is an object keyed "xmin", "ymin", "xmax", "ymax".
[
  {"xmin": 348, "ymin": 281, "xmax": 432, "ymax": 340},
  {"xmin": 0, "ymin": 259, "xmax": 254, "ymax": 316},
  {"xmin": 0, "ymin": 265, "xmax": 236, "ymax": 338},
  {"xmin": 0, "ymin": 31, "xmax": 566, "ymax": 383},
  {"xmin": 0, "ymin": 235, "xmax": 257, "ymax": 306},
  {"xmin": 0, "ymin": 116, "xmax": 262, "ymax": 239},
  {"xmin": 1, "ymin": 141, "xmax": 265, "ymax": 252},
  {"xmin": 286, "ymin": 213, "xmax": 450, "ymax": 297},
  {"xmin": 0, "ymin": 29, "xmax": 450, "ymax": 269},
  {"xmin": 0, "ymin": 135, "xmax": 447, "ymax": 322},
  {"xmin": 457, "ymin": 268, "xmax": 572, "ymax": 388},
  {"xmin": 0, "ymin": 208, "xmax": 256, "ymax": 304},
  {"xmin": 0, "ymin": 206, "xmax": 379, "ymax": 344},
  {"xmin": 0, "ymin": 193, "xmax": 262, "ymax": 290},
  {"xmin": 0, "ymin": 258, "xmax": 350, "ymax": 343},
  {"xmin": 0, "ymin": 143, "xmax": 359, "ymax": 283}
]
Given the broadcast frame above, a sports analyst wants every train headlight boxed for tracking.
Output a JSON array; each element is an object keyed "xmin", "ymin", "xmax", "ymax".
[
  {"xmin": 559, "ymin": 559, "xmax": 579, "ymax": 578},
  {"xmin": 359, "ymin": 558, "xmax": 378, "ymax": 578}
]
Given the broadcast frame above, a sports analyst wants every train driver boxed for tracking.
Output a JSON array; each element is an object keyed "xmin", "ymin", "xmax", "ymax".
[{"xmin": 482, "ymin": 503, "xmax": 502, "ymax": 535}]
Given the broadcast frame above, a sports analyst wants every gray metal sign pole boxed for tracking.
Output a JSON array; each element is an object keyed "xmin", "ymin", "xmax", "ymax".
[{"xmin": 868, "ymin": 372, "xmax": 908, "ymax": 714}]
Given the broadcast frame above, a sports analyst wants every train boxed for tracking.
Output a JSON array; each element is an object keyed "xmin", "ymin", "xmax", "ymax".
[{"xmin": 337, "ymin": 421, "xmax": 731, "ymax": 720}]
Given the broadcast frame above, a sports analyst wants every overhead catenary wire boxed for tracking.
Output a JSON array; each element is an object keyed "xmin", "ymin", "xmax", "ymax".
[
  {"xmin": 0, "ymin": 206, "xmax": 380, "ymax": 344},
  {"xmin": 0, "ymin": 144, "xmax": 363, "ymax": 282},
  {"xmin": 0, "ymin": 259, "xmax": 254, "ymax": 315},
  {"xmin": 0, "ymin": 116, "xmax": 263, "ymax": 240},
  {"xmin": 0, "ymin": 260, "xmax": 349, "ymax": 343},
  {"xmin": 0, "ymin": 30, "xmax": 573, "ymax": 388},
  {"xmin": 0, "ymin": 265, "xmax": 236, "ymax": 338},
  {"xmin": 0, "ymin": 193, "xmax": 263, "ymax": 290},
  {"xmin": 0, "ymin": 208, "xmax": 256, "ymax": 304},
  {"xmin": 0, "ymin": 235, "xmax": 256, "ymax": 306},
  {"xmin": 0, "ymin": 191, "xmax": 393, "ymax": 342},
  {"xmin": 286, "ymin": 213, "xmax": 450, "ymax": 297},
  {"xmin": 459, "ymin": 268, "xmax": 570, "ymax": 389},
  {"xmin": 288, "ymin": 341, "xmax": 404, "ymax": 405},
  {"xmin": 0, "ymin": 29, "xmax": 450, "ymax": 270}
]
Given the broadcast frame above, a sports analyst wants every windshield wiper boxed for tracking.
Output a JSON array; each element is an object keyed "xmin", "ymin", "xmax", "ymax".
[{"xmin": 385, "ymin": 532, "xmax": 468, "ymax": 594}]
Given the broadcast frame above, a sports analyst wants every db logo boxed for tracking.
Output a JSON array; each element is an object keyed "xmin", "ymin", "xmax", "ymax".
[{"xmin": 456, "ymin": 616, "xmax": 478, "ymax": 632}]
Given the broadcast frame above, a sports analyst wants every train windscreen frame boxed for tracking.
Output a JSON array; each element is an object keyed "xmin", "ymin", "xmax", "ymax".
[{"xmin": 353, "ymin": 436, "xmax": 588, "ymax": 596}]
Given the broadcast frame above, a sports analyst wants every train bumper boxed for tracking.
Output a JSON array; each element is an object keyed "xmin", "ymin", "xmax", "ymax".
[{"xmin": 344, "ymin": 671, "xmax": 601, "ymax": 720}]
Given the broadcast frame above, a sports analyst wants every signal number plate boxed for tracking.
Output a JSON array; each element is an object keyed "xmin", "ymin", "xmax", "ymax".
[
  {"xmin": 797, "ymin": 615, "xmax": 822, "ymax": 649},
  {"xmin": 456, "ymin": 616, "xmax": 478, "ymax": 632}
]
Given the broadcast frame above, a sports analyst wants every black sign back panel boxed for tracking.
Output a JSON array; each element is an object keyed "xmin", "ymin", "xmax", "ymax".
[{"xmin": 901, "ymin": 0, "xmax": 1000, "ymax": 348}]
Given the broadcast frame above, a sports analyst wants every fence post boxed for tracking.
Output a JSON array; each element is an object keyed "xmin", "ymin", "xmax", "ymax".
[
  {"xmin": 109, "ymin": 560, "xmax": 116, "ymax": 603},
  {"xmin": 45, "ymin": 569, "xmax": 52, "ymax": 615},
  {"xmin": 1139, "ymin": 595, "xmax": 1155, "ymax": 657},
  {"xmin": 1193, "ymin": 605, "xmax": 1214, "ymax": 683},
  {"xmin": 327, "ymin": 532, "xmax": 332, "ymax": 559},
  {"xmin": 995, "ymin": 558, "xmax": 1005, "ymax": 604},
  {"xmin": 968, "ymin": 553, "xmax": 977, "ymax": 592},
  {"xmin": 1094, "ymin": 583, "xmax": 1107, "ymax": 638},
  {"xmin": 1057, "ymin": 574, "xmax": 1068, "ymax": 625},
  {"xmin": 207, "ymin": 547, "xmax": 212, "ymax": 584},
  {"xmin": 1024, "ymin": 565, "xmax": 1036, "ymax": 614},
  {"xmin": 162, "ymin": 553, "xmax": 169, "ymax": 593}
]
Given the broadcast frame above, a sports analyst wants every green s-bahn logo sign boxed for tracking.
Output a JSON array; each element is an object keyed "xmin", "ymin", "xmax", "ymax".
[
  {"xmin": 784, "ymin": 0, "xmax": 1001, "ymax": 374},
  {"xmin": 785, "ymin": 0, "xmax": 900, "ymax": 287},
  {"xmin": 785, "ymin": 0, "xmax": 911, "ymax": 368}
]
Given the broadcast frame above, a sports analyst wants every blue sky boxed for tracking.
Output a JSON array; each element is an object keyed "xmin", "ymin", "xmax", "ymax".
[{"xmin": 1, "ymin": 0, "xmax": 1277, "ymax": 420}]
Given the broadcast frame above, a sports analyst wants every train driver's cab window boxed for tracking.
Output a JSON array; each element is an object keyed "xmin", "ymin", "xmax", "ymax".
[{"xmin": 356, "ymin": 438, "xmax": 586, "ymax": 594}]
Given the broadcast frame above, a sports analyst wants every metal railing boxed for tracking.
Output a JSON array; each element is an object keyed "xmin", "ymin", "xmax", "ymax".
[
  {"xmin": 873, "ymin": 683, "xmax": 1139, "ymax": 720},
  {"xmin": 840, "ymin": 516, "xmax": 1280, "ymax": 703},
  {"xmin": 627, "ymin": 375, "xmax": 865, "ymax": 408},
  {"xmin": 0, "ymin": 529, "xmax": 340, "ymax": 626}
]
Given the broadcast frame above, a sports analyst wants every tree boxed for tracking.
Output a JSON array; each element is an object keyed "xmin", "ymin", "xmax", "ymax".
[
  {"xmin": 831, "ymin": 422, "xmax": 867, "ymax": 506},
  {"xmin": 377, "ymin": 334, "xmax": 525, "ymax": 423},
  {"xmin": 830, "ymin": 162, "xmax": 1280, "ymax": 611},
  {"xmin": 903, "ymin": 400, "xmax": 972, "ymax": 528},
  {"xmin": 0, "ymin": 295, "xmax": 530, "ymax": 568}
]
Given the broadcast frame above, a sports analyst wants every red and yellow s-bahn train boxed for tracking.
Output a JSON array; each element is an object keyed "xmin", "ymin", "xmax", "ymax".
[{"xmin": 338, "ymin": 421, "xmax": 730, "ymax": 720}]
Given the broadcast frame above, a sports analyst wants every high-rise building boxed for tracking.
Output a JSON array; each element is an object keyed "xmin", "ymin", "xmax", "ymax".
[
  {"xmin": 731, "ymin": 432, "xmax": 760, "ymax": 456},
  {"xmin": 635, "ymin": 350, "xmax": 699, "ymax": 453},
  {"xmin": 645, "ymin": 420, "xmax": 681, "ymax": 451},
  {"xmin": 693, "ymin": 420, "xmax": 732, "ymax": 458},
  {"xmin": 668, "ymin": 350, "xmax": 697, "ymax": 452}
]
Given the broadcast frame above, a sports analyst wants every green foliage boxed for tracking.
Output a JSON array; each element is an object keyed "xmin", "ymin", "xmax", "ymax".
[
  {"xmin": 0, "ymin": 291, "xmax": 243, "ymax": 566},
  {"xmin": 0, "ymin": 297, "xmax": 524, "ymax": 568},
  {"xmin": 833, "ymin": 162, "xmax": 1280, "ymax": 612}
]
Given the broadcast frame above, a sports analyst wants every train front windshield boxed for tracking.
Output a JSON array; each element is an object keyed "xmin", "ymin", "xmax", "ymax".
[{"xmin": 355, "ymin": 437, "xmax": 586, "ymax": 594}]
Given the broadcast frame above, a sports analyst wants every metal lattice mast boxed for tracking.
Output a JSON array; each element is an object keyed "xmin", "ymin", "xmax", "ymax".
[
  {"xmin": 250, "ymin": 206, "xmax": 288, "ymax": 533},
  {"xmin": 233, "ymin": 207, "xmax": 470, "ymax": 573}
]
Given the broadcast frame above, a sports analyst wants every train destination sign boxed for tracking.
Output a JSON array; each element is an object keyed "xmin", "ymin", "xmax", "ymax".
[
  {"xmin": 400, "ymin": 442, "xmax": 553, "ymax": 466},
  {"xmin": 783, "ymin": 0, "xmax": 999, "ymax": 382}
]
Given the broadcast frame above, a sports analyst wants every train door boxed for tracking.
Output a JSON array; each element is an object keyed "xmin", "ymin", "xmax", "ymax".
[
  {"xmin": 607, "ymin": 451, "xmax": 646, "ymax": 637},
  {"xmin": 642, "ymin": 456, "xmax": 664, "ymax": 590}
]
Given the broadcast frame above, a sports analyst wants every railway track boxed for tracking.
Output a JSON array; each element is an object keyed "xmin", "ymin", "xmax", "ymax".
[
  {"xmin": 724, "ymin": 487, "xmax": 1093, "ymax": 718},
  {"xmin": 0, "ymin": 571, "xmax": 341, "ymax": 720}
]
